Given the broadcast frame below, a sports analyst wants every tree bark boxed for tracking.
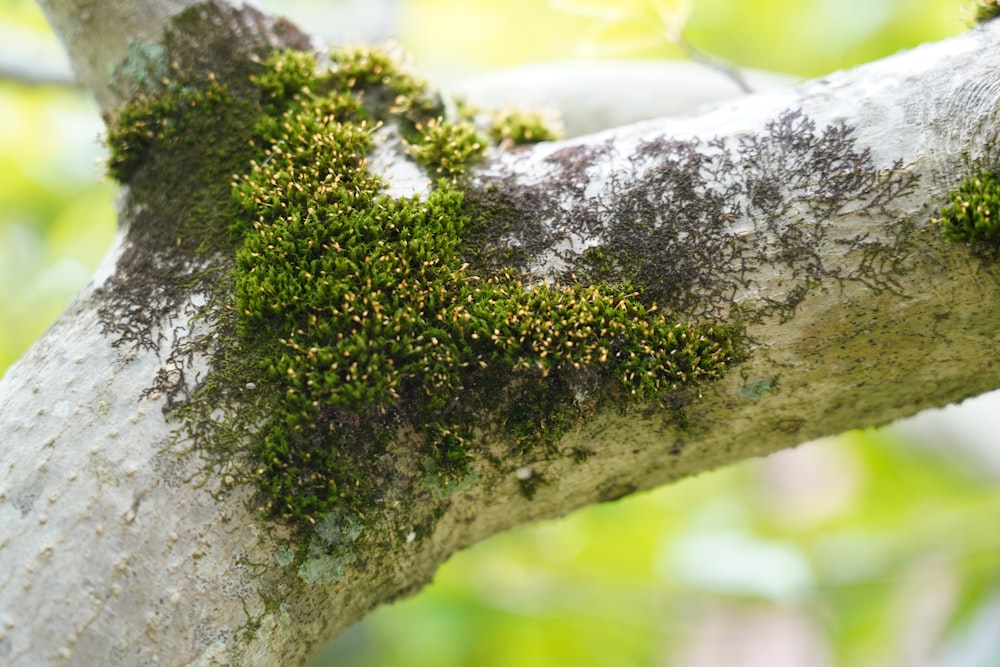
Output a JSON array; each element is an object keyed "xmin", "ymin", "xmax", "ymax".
[{"xmin": 3, "ymin": 2, "xmax": 1000, "ymax": 665}]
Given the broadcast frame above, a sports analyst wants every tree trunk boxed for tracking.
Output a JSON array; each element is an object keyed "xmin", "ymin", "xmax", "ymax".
[{"xmin": 3, "ymin": 2, "xmax": 1000, "ymax": 665}]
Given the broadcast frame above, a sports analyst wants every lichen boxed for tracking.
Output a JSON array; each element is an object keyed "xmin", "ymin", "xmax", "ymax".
[
  {"xmin": 295, "ymin": 512, "xmax": 362, "ymax": 584},
  {"xmin": 739, "ymin": 377, "xmax": 775, "ymax": 401},
  {"xmin": 937, "ymin": 173, "xmax": 1000, "ymax": 255},
  {"xmin": 462, "ymin": 111, "xmax": 920, "ymax": 325},
  {"xmin": 274, "ymin": 544, "xmax": 294, "ymax": 568},
  {"xmin": 111, "ymin": 38, "xmax": 171, "ymax": 101},
  {"xmin": 107, "ymin": 46, "xmax": 738, "ymax": 538}
]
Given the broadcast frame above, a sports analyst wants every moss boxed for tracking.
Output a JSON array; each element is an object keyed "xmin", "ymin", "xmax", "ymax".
[
  {"xmin": 976, "ymin": 0, "xmax": 1000, "ymax": 23},
  {"xmin": 937, "ymin": 173, "xmax": 1000, "ymax": 255},
  {"xmin": 404, "ymin": 116, "xmax": 486, "ymax": 179},
  {"xmin": 107, "ymin": 77, "xmax": 234, "ymax": 182},
  {"xmin": 487, "ymin": 108, "xmax": 560, "ymax": 146},
  {"xmin": 108, "ymin": 46, "xmax": 738, "ymax": 536},
  {"xmin": 454, "ymin": 101, "xmax": 560, "ymax": 147},
  {"xmin": 423, "ymin": 459, "xmax": 479, "ymax": 499},
  {"xmin": 98, "ymin": 18, "xmax": 274, "ymax": 352}
]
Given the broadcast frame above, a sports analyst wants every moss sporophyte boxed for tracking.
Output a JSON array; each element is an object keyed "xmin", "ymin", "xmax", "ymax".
[{"xmin": 107, "ymin": 48, "xmax": 737, "ymax": 529}]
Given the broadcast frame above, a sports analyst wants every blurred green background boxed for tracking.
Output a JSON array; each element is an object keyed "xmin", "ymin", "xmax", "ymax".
[{"xmin": 2, "ymin": 0, "xmax": 1000, "ymax": 665}]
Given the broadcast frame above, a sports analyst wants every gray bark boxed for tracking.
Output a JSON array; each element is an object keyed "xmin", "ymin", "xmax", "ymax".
[
  {"xmin": 35, "ymin": 0, "xmax": 201, "ymax": 111},
  {"xmin": 2, "ymin": 2, "xmax": 1000, "ymax": 665}
]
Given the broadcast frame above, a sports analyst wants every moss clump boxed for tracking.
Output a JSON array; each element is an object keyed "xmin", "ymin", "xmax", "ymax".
[
  {"xmin": 234, "ymin": 71, "xmax": 733, "ymax": 518},
  {"xmin": 938, "ymin": 173, "xmax": 1000, "ymax": 255},
  {"xmin": 976, "ymin": 0, "xmax": 1000, "ymax": 23},
  {"xmin": 405, "ymin": 116, "xmax": 486, "ymax": 178},
  {"xmin": 107, "ymin": 78, "xmax": 234, "ymax": 183},
  {"xmin": 110, "ymin": 47, "xmax": 738, "ymax": 530},
  {"xmin": 487, "ymin": 109, "xmax": 560, "ymax": 146}
]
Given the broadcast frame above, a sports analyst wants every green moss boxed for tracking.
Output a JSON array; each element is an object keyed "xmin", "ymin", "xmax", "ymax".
[
  {"xmin": 976, "ymin": 0, "xmax": 1000, "ymax": 23},
  {"xmin": 97, "ymin": 19, "xmax": 278, "ymax": 351},
  {"xmin": 423, "ymin": 459, "xmax": 479, "ymax": 499},
  {"xmin": 405, "ymin": 116, "xmax": 486, "ymax": 178},
  {"xmin": 487, "ymin": 108, "xmax": 560, "ymax": 145},
  {"xmin": 937, "ymin": 173, "xmax": 1000, "ymax": 255},
  {"xmin": 107, "ymin": 78, "xmax": 235, "ymax": 182},
  {"xmin": 109, "ymin": 47, "xmax": 738, "ymax": 534},
  {"xmin": 454, "ymin": 101, "xmax": 560, "ymax": 147}
]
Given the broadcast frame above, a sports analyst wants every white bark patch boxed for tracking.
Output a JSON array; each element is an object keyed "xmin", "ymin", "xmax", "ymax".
[
  {"xmin": 0, "ymin": 267, "xmax": 288, "ymax": 665},
  {"xmin": 368, "ymin": 123, "xmax": 432, "ymax": 199}
]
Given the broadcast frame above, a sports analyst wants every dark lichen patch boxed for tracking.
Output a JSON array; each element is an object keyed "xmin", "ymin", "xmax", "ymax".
[
  {"xmin": 460, "ymin": 143, "xmax": 611, "ymax": 278},
  {"xmin": 465, "ymin": 111, "xmax": 919, "ymax": 324},
  {"xmin": 594, "ymin": 113, "xmax": 918, "ymax": 319},
  {"xmin": 108, "ymin": 44, "xmax": 737, "ymax": 536},
  {"xmin": 937, "ymin": 173, "xmax": 1000, "ymax": 255}
]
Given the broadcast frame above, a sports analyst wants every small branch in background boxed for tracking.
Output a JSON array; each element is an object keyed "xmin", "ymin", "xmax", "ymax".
[
  {"xmin": 677, "ymin": 35, "xmax": 752, "ymax": 93},
  {"xmin": 0, "ymin": 56, "xmax": 76, "ymax": 87},
  {"xmin": 653, "ymin": 0, "xmax": 754, "ymax": 93},
  {"xmin": 0, "ymin": 23, "xmax": 77, "ymax": 88}
]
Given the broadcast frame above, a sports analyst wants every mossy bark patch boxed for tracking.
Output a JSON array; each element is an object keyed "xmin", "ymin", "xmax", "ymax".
[
  {"xmin": 106, "ymin": 46, "xmax": 738, "ymax": 534},
  {"xmin": 937, "ymin": 172, "xmax": 1000, "ymax": 255},
  {"xmin": 977, "ymin": 0, "xmax": 1000, "ymax": 24},
  {"xmin": 463, "ymin": 112, "xmax": 923, "ymax": 326}
]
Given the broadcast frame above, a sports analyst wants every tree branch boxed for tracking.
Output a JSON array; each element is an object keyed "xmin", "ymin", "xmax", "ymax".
[
  {"xmin": 34, "ymin": 0, "xmax": 309, "ymax": 112},
  {"xmin": 3, "ymin": 2, "xmax": 1000, "ymax": 665}
]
